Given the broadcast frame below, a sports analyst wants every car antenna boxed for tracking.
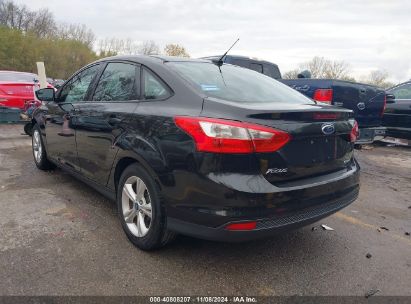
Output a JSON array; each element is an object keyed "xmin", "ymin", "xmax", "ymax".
[{"xmin": 216, "ymin": 38, "xmax": 240, "ymax": 66}]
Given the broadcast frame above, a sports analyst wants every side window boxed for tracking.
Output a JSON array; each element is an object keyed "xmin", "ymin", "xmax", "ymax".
[
  {"xmin": 231, "ymin": 59, "xmax": 250, "ymax": 69},
  {"xmin": 59, "ymin": 64, "xmax": 100, "ymax": 103},
  {"xmin": 92, "ymin": 62, "xmax": 138, "ymax": 102},
  {"xmin": 390, "ymin": 83, "xmax": 411, "ymax": 99},
  {"xmin": 143, "ymin": 68, "xmax": 170, "ymax": 100},
  {"xmin": 250, "ymin": 63, "xmax": 263, "ymax": 73},
  {"xmin": 263, "ymin": 64, "xmax": 281, "ymax": 79}
]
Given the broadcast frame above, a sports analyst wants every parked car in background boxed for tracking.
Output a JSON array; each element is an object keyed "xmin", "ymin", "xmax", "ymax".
[
  {"xmin": 202, "ymin": 55, "xmax": 282, "ymax": 79},
  {"xmin": 52, "ymin": 79, "xmax": 65, "ymax": 89},
  {"xmin": 0, "ymin": 71, "xmax": 54, "ymax": 110},
  {"xmin": 0, "ymin": 71, "xmax": 40, "ymax": 109},
  {"xmin": 281, "ymin": 78, "xmax": 389, "ymax": 144},
  {"xmin": 32, "ymin": 55, "xmax": 359, "ymax": 251},
  {"xmin": 383, "ymin": 81, "xmax": 411, "ymax": 140},
  {"xmin": 204, "ymin": 55, "xmax": 389, "ymax": 144}
]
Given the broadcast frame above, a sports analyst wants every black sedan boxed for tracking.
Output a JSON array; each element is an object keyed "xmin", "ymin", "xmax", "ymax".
[
  {"xmin": 383, "ymin": 81, "xmax": 411, "ymax": 140},
  {"xmin": 32, "ymin": 56, "xmax": 360, "ymax": 250}
]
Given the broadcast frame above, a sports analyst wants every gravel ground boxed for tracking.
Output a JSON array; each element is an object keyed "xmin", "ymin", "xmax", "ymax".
[{"xmin": 0, "ymin": 124, "xmax": 410, "ymax": 296}]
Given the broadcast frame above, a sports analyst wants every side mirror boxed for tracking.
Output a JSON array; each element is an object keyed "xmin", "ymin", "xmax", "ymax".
[
  {"xmin": 35, "ymin": 88, "xmax": 55, "ymax": 102},
  {"xmin": 386, "ymin": 93, "xmax": 395, "ymax": 104}
]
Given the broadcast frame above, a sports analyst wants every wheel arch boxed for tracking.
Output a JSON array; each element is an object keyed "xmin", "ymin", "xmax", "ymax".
[{"xmin": 110, "ymin": 153, "xmax": 163, "ymax": 195}]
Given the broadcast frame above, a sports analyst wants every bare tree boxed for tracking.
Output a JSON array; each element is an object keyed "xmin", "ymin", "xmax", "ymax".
[
  {"xmin": 361, "ymin": 70, "xmax": 395, "ymax": 88},
  {"xmin": 57, "ymin": 23, "xmax": 95, "ymax": 48},
  {"xmin": 122, "ymin": 38, "xmax": 143, "ymax": 55},
  {"xmin": 0, "ymin": 1, "xmax": 32, "ymax": 30},
  {"xmin": 164, "ymin": 43, "xmax": 190, "ymax": 57},
  {"xmin": 299, "ymin": 56, "xmax": 328, "ymax": 78},
  {"xmin": 324, "ymin": 60, "xmax": 350, "ymax": 79},
  {"xmin": 30, "ymin": 8, "xmax": 56, "ymax": 38},
  {"xmin": 282, "ymin": 69, "xmax": 300, "ymax": 79},
  {"xmin": 299, "ymin": 56, "xmax": 351, "ymax": 80},
  {"xmin": 0, "ymin": 1, "xmax": 56, "ymax": 38},
  {"xmin": 97, "ymin": 37, "xmax": 124, "ymax": 56},
  {"xmin": 137, "ymin": 40, "xmax": 160, "ymax": 55}
]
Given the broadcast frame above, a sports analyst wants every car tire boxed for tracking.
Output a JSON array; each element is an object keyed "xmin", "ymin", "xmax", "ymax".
[
  {"xmin": 24, "ymin": 122, "xmax": 33, "ymax": 136},
  {"xmin": 117, "ymin": 163, "xmax": 176, "ymax": 250},
  {"xmin": 32, "ymin": 124, "xmax": 54, "ymax": 170}
]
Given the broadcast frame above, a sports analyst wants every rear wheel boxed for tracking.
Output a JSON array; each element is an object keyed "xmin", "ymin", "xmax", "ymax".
[
  {"xmin": 32, "ymin": 124, "xmax": 54, "ymax": 170},
  {"xmin": 117, "ymin": 163, "xmax": 176, "ymax": 250}
]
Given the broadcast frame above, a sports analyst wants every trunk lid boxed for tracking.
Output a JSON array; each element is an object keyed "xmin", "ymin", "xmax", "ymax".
[
  {"xmin": 0, "ymin": 82, "xmax": 37, "ymax": 97},
  {"xmin": 201, "ymin": 98, "xmax": 355, "ymax": 184}
]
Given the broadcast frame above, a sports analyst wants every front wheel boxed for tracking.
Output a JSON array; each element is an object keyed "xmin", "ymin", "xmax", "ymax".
[
  {"xmin": 24, "ymin": 122, "xmax": 33, "ymax": 136},
  {"xmin": 117, "ymin": 163, "xmax": 176, "ymax": 250},
  {"xmin": 32, "ymin": 124, "xmax": 54, "ymax": 170}
]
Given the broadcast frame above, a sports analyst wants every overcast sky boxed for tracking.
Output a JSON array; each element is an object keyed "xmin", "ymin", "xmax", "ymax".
[{"xmin": 15, "ymin": 0, "xmax": 411, "ymax": 82}]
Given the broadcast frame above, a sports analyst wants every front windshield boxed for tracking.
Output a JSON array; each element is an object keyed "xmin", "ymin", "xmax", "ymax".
[
  {"xmin": 0, "ymin": 72, "xmax": 38, "ymax": 83},
  {"xmin": 168, "ymin": 62, "xmax": 314, "ymax": 104}
]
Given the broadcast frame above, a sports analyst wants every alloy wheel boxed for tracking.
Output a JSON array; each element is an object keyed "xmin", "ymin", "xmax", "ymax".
[
  {"xmin": 121, "ymin": 176, "xmax": 152, "ymax": 237},
  {"xmin": 32, "ymin": 130, "xmax": 42, "ymax": 163}
]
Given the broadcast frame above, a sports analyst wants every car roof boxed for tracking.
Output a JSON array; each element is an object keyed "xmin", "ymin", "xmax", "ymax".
[
  {"xmin": 0, "ymin": 70, "xmax": 37, "ymax": 75},
  {"xmin": 388, "ymin": 81, "xmax": 411, "ymax": 91},
  {"xmin": 95, "ymin": 55, "xmax": 211, "ymax": 65}
]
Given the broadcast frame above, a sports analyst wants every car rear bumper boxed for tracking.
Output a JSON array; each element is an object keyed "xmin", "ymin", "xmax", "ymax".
[
  {"xmin": 167, "ymin": 186, "xmax": 358, "ymax": 242},
  {"xmin": 356, "ymin": 126, "xmax": 386, "ymax": 144},
  {"xmin": 165, "ymin": 159, "xmax": 360, "ymax": 242},
  {"xmin": 385, "ymin": 128, "xmax": 411, "ymax": 141}
]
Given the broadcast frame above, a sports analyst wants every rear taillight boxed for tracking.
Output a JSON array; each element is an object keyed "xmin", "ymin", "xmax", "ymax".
[
  {"xmin": 313, "ymin": 89, "xmax": 333, "ymax": 104},
  {"xmin": 381, "ymin": 94, "xmax": 387, "ymax": 117},
  {"xmin": 350, "ymin": 120, "xmax": 359, "ymax": 142},
  {"xmin": 174, "ymin": 116, "xmax": 290, "ymax": 154}
]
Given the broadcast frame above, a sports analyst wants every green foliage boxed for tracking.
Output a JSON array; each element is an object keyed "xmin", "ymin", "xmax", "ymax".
[{"xmin": 0, "ymin": 25, "xmax": 99, "ymax": 79}]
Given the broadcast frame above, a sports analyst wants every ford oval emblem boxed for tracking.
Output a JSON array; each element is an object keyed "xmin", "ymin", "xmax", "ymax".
[
  {"xmin": 357, "ymin": 102, "xmax": 366, "ymax": 110},
  {"xmin": 321, "ymin": 123, "xmax": 335, "ymax": 135}
]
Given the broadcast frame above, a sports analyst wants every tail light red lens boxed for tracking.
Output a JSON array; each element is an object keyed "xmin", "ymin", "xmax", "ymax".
[
  {"xmin": 225, "ymin": 221, "xmax": 257, "ymax": 231},
  {"xmin": 313, "ymin": 89, "xmax": 333, "ymax": 104},
  {"xmin": 350, "ymin": 120, "xmax": 359, "ymax": 142},
  {"xmin": 174, "ymin": 116, "xmax": 290, "ymax": 154},
  {"xmin": 381, "ymin": 94, "xmax": 387, "ymax": 117}
]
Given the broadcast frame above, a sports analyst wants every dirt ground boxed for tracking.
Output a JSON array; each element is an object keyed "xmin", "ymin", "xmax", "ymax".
[{"xmin": 0, "ymin": 124, "xmax": 410, "ymax": 296}]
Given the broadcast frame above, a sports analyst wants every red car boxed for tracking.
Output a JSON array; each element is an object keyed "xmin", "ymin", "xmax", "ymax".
[{"xmin": 0, "ymin": 71, "xmax": 53, "ymax": 110}]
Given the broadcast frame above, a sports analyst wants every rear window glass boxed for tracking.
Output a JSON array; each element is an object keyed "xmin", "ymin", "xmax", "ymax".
[
  {"xmin": 0, "ymin": 72, "xmax": 38, "ymax": 82},
  {"xmin": 168, "ymin": 62, "xmax": 313, "ymax": 104}
]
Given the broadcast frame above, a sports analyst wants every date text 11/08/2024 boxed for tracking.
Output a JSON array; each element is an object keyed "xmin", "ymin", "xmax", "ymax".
[{"xmin": 149, "ymin": 296, "xmax": 258, "ymax": 303}]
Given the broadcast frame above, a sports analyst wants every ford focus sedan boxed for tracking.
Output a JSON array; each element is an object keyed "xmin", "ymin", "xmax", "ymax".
[{"xmin": 31, "ymin": 55, "xmax": 360, "ymax": 250}]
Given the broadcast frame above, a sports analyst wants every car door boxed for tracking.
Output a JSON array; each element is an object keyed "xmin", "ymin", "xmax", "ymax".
[
  {"xmin": 44, "ymin": 64, "xmax": 102, "ymax": 171},
  {"xmin": 385, "ymin": 82, "xmax": 411, "ymax": 137},
  {"xmin": 74, "ymin": 61, "xmax": 140, "ymax": 185}
]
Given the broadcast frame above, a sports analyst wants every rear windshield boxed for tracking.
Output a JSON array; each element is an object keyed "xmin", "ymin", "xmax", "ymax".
[
  {"xmin": 0, "ymin": 72, "xmax": 38, "ymax": 83},
  {"xmin": 167, "ymin": 62, "xmax": 314, "ymax": 104}
]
